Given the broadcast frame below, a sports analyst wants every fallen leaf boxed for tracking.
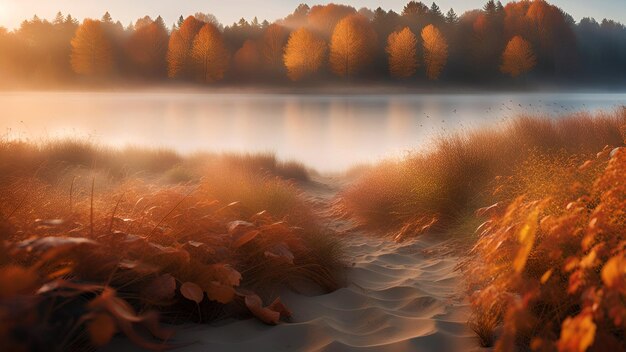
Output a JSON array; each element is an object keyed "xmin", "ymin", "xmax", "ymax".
[
  {"xmin": 180, "ymin": 282, "xmax": 204, "ymax": 303},
  {"xmin": 244, "ymin": 294, "xmax": 280, "ymax": 325}
]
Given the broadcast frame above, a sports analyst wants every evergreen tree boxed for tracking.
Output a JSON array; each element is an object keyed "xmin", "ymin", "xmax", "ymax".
[
  {"xmin": 445, "ymin": 9, "xmax": 458, "ymax": 24},
  {"xmin": 102, "ymin": 12, "xmax": 113, "ymax": 23}
]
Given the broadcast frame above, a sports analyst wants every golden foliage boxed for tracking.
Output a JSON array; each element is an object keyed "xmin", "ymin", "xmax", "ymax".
[
  {"xmin": 421, "ymin": 24, "xmax": 448, "ymax": 80},
  {"xmin": 283, "ymin": 28, "xmax": 327, "ymax": 81},
  {"xmin": 465, "ymin": 146, "xmax": 626, "ymax": 351},
  {"xmin": 386, "ymin": 27, "xmax": 418, "ymax": 79},
  {"xmin": 501, "ymin": 35, "xmax": 536, "ymax": 78},
  {"xmin": 307, "ymin": 4, "xmax": 356, "ymax": 37},
  {"xmin": 0, "ymin": 143, "xmax": 342, "ymax": 350},
  {"xmin": 70, "ymin": 19, "xmax": 114, "ymax": 76},
  {"xmin": 167, "ymin": 16, "xmax": 204, "ymax": 79},
  {"xmin": 190, "ymin": 23, "xmax": 230, "ymax": 83},
  {"xmin": 329, "ymin": 14, "xmax": 377, "ymax": 78}
]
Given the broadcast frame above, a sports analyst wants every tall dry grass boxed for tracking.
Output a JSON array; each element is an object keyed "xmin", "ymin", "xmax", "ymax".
[
  {"xmin": 341, "ymin": 109, "xmax": 626, "ymax": 237},
  {"xmin": 0, "ymin": 142, "xmax": 340, "ymax": 351}
]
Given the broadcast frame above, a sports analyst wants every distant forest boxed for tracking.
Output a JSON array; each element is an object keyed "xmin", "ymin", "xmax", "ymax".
[{"xmin": 1, "ymin": 0, "xmax": 625, "ymax": 86}]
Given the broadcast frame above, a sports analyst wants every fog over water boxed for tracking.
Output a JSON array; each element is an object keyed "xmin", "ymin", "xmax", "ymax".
[{"xmin": 1, "ymin": 91, "xmax": 625, "ymax": 171}]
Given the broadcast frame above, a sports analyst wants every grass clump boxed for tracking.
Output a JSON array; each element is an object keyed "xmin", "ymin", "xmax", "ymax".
[
  {"xmin": 340, "ymin": 109, "xmax": 626, "ymax": 236},
  {"xmin": 0, "ymin": 143, "xmax": 338, "ymax": 351}
]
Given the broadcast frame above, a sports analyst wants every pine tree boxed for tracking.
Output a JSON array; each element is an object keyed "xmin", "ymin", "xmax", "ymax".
[
  {"xmin": 445, "ymin": 9, "xmax": 458, "ymax": 24},
  {"xmin": 102, "ymin": 12, "xmax": 113, "ymax": 23}
]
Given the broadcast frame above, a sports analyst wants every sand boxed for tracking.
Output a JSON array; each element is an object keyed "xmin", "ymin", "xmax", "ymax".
[{"xmin": 106, "ymin": 177, "xmax": 481, "ymax": 351}]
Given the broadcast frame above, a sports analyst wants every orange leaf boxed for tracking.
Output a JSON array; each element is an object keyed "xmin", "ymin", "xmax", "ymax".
[
  {"xmin": 205, "ymin": 281, "xmax": 236, "ymax": 304},
  {"xmin": 88, "ymin": 313, "xmax": 117, "ymax": 347},
  {"xmin": 602, "ymin": 256, "xmax": 626, "ymax": 292},
  {"xmin": 180, "ymin": 282, "xmax": 204, "ymax": 303},
  {"xmin": 268, "ymin": 297, "xmax": 292, "ymax": 319},
  {"xmin": 232, "ymin": 230, "xmax": 261, "ymax": 249},
  {"xmin": 244, "ymin": 294, "xmax": 280, "ymax": 325},
  {"xmin": 558, "ymin": 313, "xmax": 596, "ymax": 352},
  {"xmin": 513, "ymin": 207, "xmax": 539, "ymax": 274}
]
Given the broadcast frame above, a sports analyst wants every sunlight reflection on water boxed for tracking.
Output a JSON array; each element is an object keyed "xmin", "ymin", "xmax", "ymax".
[{"xmin": 1, "ymin": 91, "xmax": 625, "ymax": 172}]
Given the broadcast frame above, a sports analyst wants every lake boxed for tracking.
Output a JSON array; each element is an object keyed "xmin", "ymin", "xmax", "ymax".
[{"xmin": 1, "ymin": 91, "xmax": 625, "ymax": 172}]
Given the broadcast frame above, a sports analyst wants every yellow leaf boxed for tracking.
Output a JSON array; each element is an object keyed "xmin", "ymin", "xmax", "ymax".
[
  {"xmin": 513, "ymin": 207, "xmax": 539, "ymax": 273},
  {"xmin": 541, "ymin": 269, "xmax": 553, "ymax": 284},
  {"xmin": 558, "ymin": 313, "xmax": 596, "ymax": 352}
]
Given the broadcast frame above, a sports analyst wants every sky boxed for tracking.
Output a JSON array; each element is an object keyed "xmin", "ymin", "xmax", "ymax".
[{"xmin": 0, "ymin": 0, "xmax": 624, "ymax": 30}]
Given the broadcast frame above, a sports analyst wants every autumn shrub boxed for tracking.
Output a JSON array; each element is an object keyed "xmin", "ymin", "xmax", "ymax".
[
  {"xmin": 340, "ymin": 110, "xmax": 626, "ymax": 237},
  {"xmin": 0, "ymin": 143, "xmax": 339, "ymax": 351},
  {"xmin": 463, "ymin": 146, "xmax": 626, "ymax": 351}
]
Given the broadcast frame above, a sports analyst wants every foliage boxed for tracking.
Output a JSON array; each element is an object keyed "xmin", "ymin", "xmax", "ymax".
[
  {"xmin": 421, "ymin": 24, "xmax": 448, "ymax": 80},
  {"xmin": 463, "ymin": 146, "xmax": 626, "ymax": 351},
  {"xmin": 386, "ymin": 27, "xmax": 419, "ymax": 79},
  {"xmin": 283, "ymin": 28, "xmax": 327, "ymax": 82},
  {"xmin": 190, "ymin": 23, "xmax": 230, "ymax": 83},
  {"xmin": 2, "ymin": 1, "xmax": 626, "ymax": 85},
  {"xmin": 501, "ymin": 35, "xmax": 536, "ymax": 77},
  {"xmin": 329, "ymin": 14, "xmax": 378, "ymax": 78},
  {"xmin": 70, "ymin": 19, "xmax": 114, "ymax": 77},
  {"xmin": 340, "ymin": 110, "xmax": 626, "ymax": 235},
  {"xmin": 0, "ymin": 143, "xmax": 340, "ymax": 350}
]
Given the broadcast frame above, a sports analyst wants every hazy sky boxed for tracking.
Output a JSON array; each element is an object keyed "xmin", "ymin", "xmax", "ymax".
[{"xmin": 0, "ymin": 1, "xmax": 624, "ymax": 30}]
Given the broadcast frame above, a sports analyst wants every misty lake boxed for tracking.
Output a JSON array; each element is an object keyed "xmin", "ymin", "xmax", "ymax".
[{"xmin": 1, "ymin": 91, "xmax": 625, "ymax": 172}]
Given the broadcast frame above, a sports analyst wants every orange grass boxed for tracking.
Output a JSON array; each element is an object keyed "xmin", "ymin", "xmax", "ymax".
[
  {"xmin": 340, "ymin": 109, "xmax": 626, "ymax": 236},
  {"xmin": 0, "ymin": 143, "xmax": 340, "ymax": 350}
]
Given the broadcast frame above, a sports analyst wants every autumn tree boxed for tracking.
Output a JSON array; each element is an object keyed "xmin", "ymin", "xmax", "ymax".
[
  {"xmin": 329, "ymin": 14, "xmax": 377, "ymax": 78},
  {"xmin": 386, "ymin": 27, "xmax": 418, "ymax": 79},
  {"xmin": 71, "ymin": 19, "xmax": 114, "ymax": 76},
  {"xmin": 307, "ymin": 4, "xmax": 356, "ymax": 38},
  {"xmin": 234, "ymin": 39, "xmax": 261, "ymax": 78},
  {"xmin": 421, "ymin": 24, "xmax": 448, "ymax": 80},
  {"xmin": 190, "ymin": 23, "xmax": 230, "ymax": 83},
  {"xmin": 125, "ymin": 16, "xmax": 169, "ymax": 77},
  {"xmin": 500, "ymin": 35, "xmax": 536, "ymax": 77},
  {"xmin": 260, "ymin": 23, "xmax": 288, "ymax": 73},
  {"xmin": 167, "ymin": 16, "xmax": 204, "ymax": 79},
  {"xmin": 283, "ymin": 28, "xmax": 327, "ymax": 81}
]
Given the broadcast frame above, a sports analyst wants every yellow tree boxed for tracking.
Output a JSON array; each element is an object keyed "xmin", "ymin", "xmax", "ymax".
[
  {"xmin": 70, "ymin": 19, "xmax": 114, "ymax": 76},
  {"xmin": 421, "ymin": 24, "xmax": 448, "ymax": 80},
  {"xmin": 283, "ymin": 28, "xmax": 327, "ymax": 81},
  {"xmin": 501, "ymin": 35, "xmax": 536, "ymax": 78},
  {"xmin": 190, "ymin": 23, "xmax": 230, "ymax": 83},
  {"xmin": 167, "ymin": 16, "xmax": 204, "ymax": 79},
  {"xmin": 386, "ymin": 27, "xmax": 418, "ymax": 79},
  {"xmin": 329, "ymin": 14, "xmax": 377, "ymax": 78},
  {"xmin": 260, "ymin": 23, "xmax": 288, "ymax": 73}
]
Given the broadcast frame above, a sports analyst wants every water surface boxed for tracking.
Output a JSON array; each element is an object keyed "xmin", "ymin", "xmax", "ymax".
[{"xmin": 1, "ymin": 91, "xmax": 624, "ymax": 171}]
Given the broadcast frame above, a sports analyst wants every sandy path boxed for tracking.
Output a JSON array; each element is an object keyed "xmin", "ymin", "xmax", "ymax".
[{"xmin": 108, "ymin": 177, "xmax": 480, "ymax": 351}]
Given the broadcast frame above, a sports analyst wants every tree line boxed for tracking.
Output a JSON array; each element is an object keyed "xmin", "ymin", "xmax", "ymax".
[{"xmin": 1, "ymin": 0, "xmax": 625, "ymax": 86}]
